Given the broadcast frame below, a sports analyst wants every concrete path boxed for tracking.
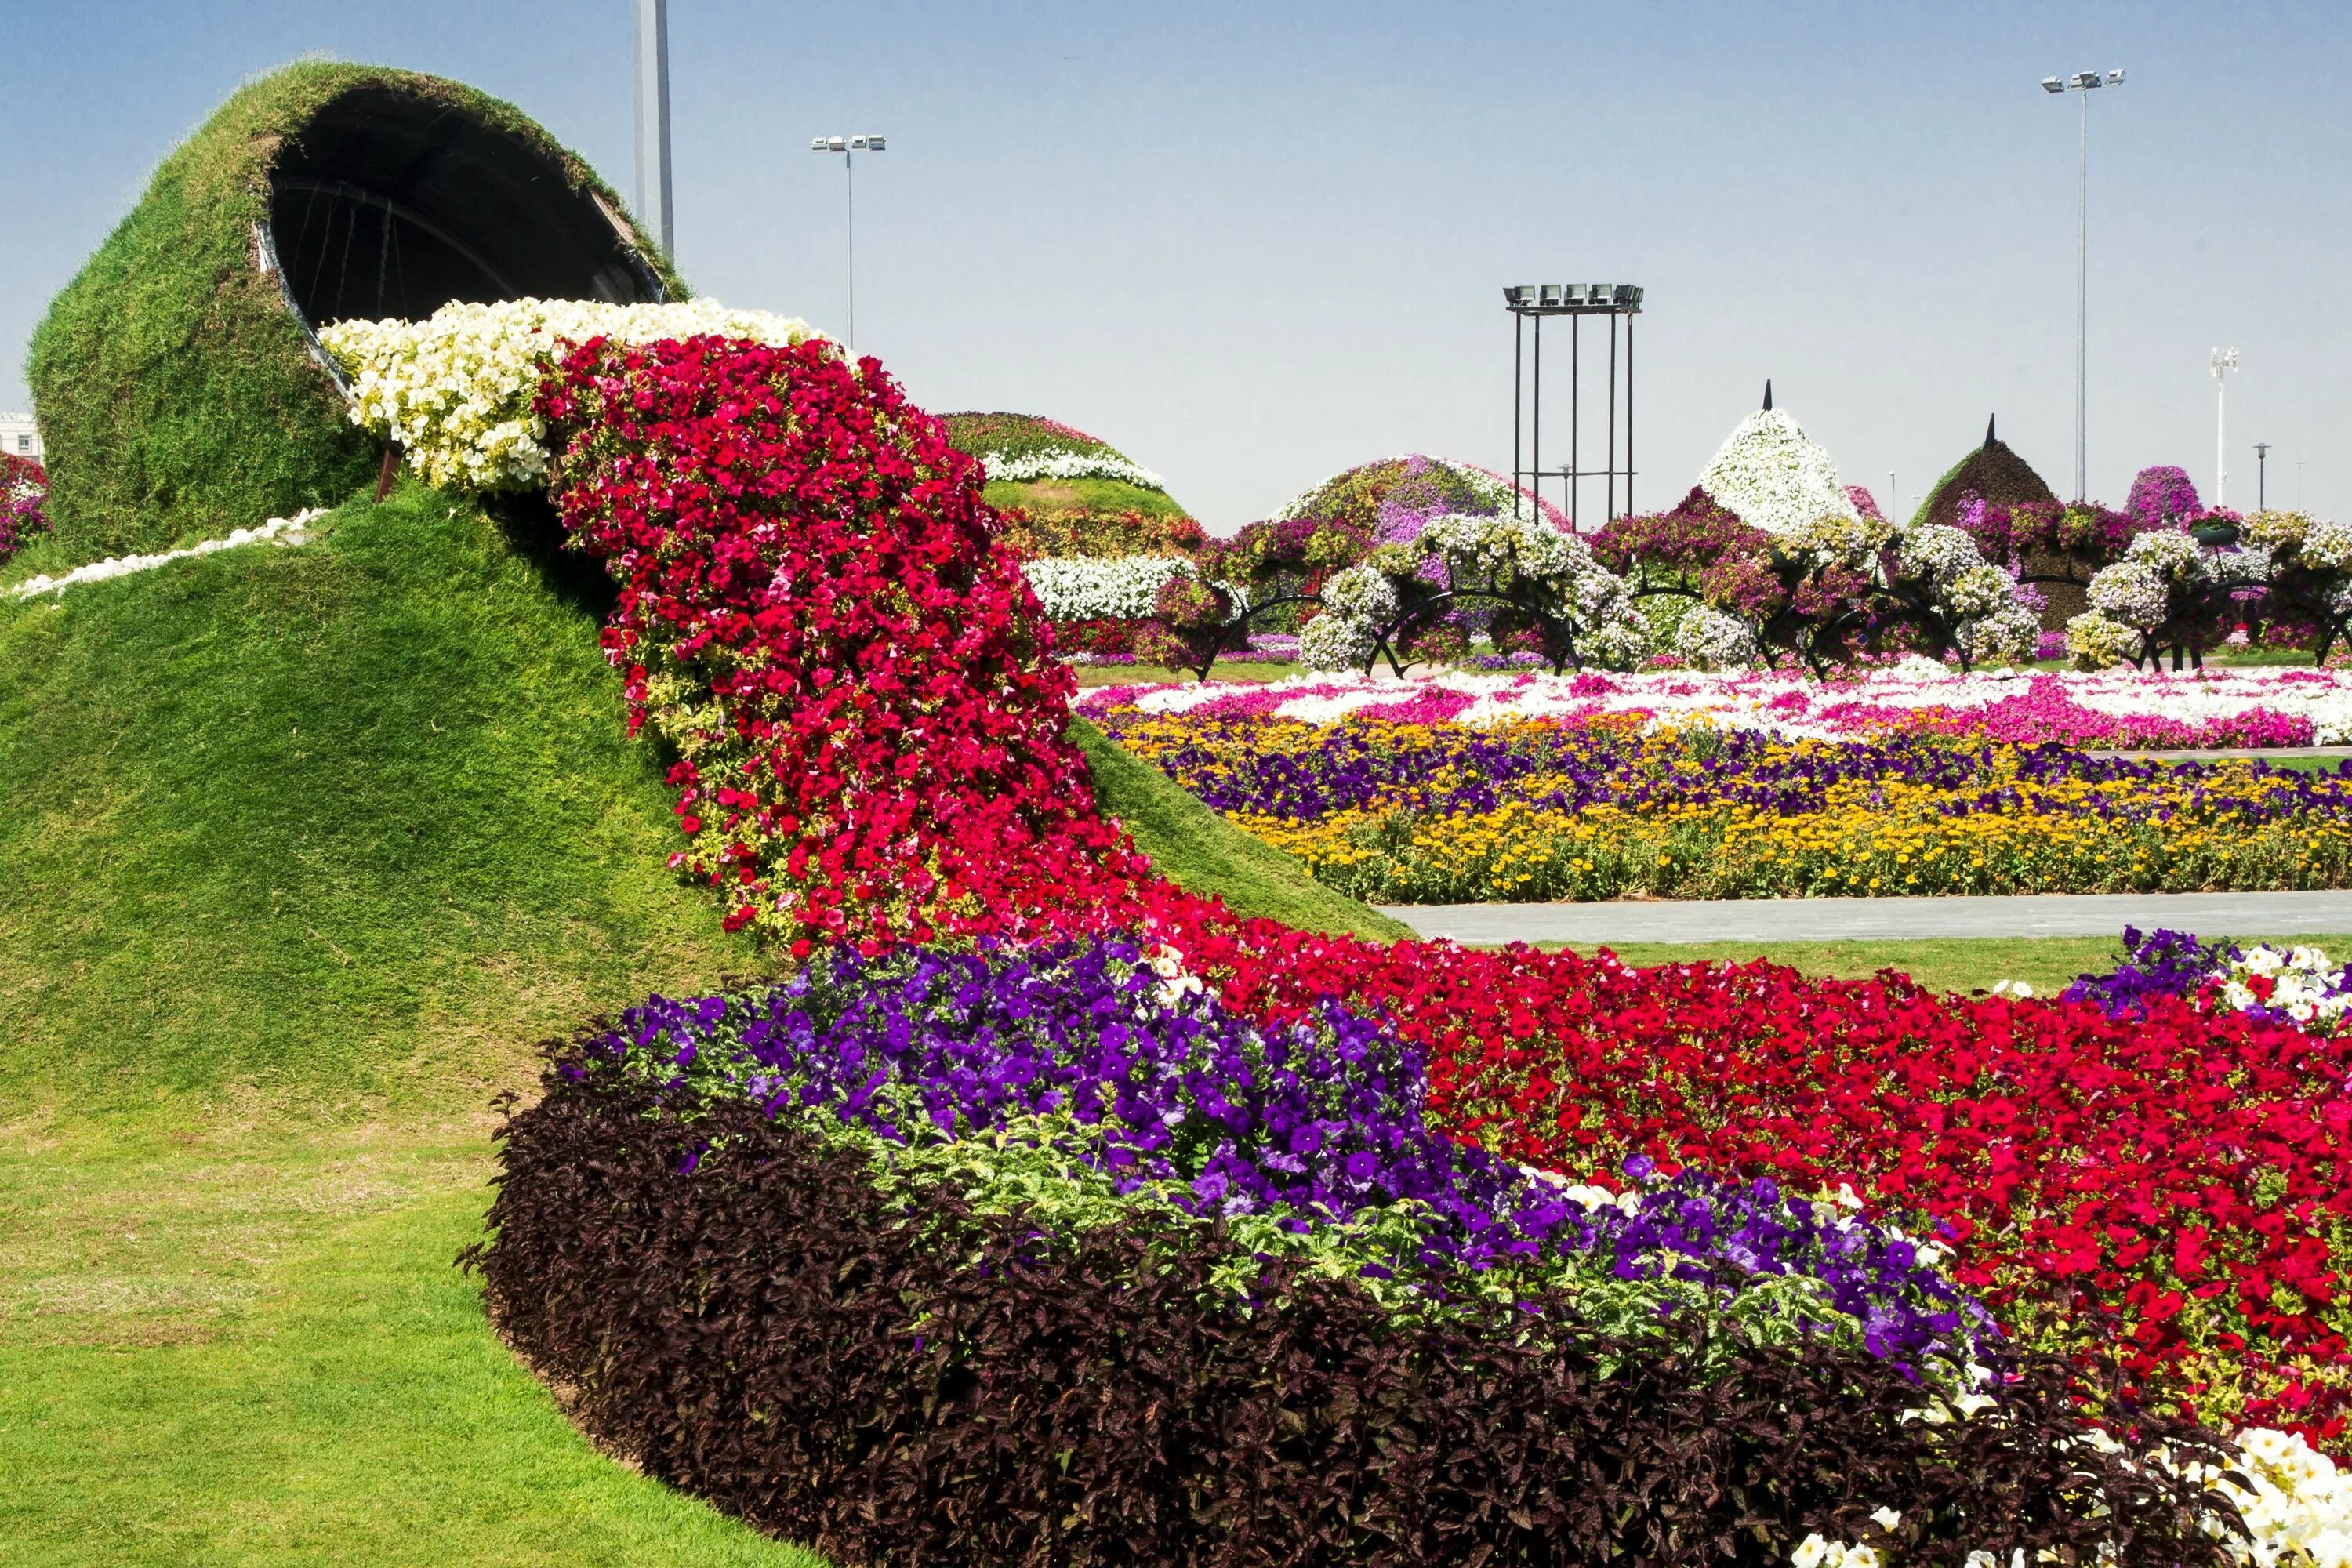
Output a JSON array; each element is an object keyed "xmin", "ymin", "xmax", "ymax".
[
  {"xmin": 1377, "ymin": 891, "xmax": 2352, "ymax": 946},
  {"xmin": 2085, "ymin": 746, "xmax": 2352, "ymax": 762}
]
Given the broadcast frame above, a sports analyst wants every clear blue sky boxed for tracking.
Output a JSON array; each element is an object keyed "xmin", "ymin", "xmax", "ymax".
[{"xmin": 2, "ymin": 1, "xmax": 2345, "ymax": 526}]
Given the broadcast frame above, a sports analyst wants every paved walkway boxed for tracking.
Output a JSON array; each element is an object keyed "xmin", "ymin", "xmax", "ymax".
[
  {"xmin": 1377, "ymin": 891, "xmax": 2352, "ymax": 945},
  {"xmin": 2085, "ymin": 746, "xmax": 2352, "ymax": 762}
]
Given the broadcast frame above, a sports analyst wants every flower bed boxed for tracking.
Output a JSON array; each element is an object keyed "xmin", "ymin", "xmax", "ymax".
[
  {"xmin": 484, "ymin": 1050, "xmax": 2223, "ymax": 1567},
  {"xmin": 318, "ymin": 306, "xmax": 2352, "ymax": 1557},
  {"xmin": 2069, "ymin": 927, "xmax": 2352, "ymax": 1035},
  {"xmin": 1083, "ymin": 664, "xmax": 2352, "ymax": 747},
  {"xmin": 1201, "ymin": 927, "xmax": 2352, "ymax": 1447},
  {"xmin": 1087, "ymin": 704, "xmax": 2352, "ymax": 902},
  {"xmin": 477, "ymin": 934, "xmax": 2266, "ymax": 1566},
  {"xmin": 0, "ymin": 452, "xmax": 47, "ymax": 564}
]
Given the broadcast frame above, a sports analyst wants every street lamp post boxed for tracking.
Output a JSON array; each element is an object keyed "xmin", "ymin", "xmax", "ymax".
[
  {"xmin": 2211, "ymin": 348, "xmax": 2238, "ymax": 509},
  {"xmin": 2041, "ymin": 67, "xmax": 2125, "ymax": 503},
  {"xmin": 809, "ymin": 134, "xmax": 885, "ymax": 349},
  {"xmin": 633, "ymin": 0, "xmax": 674, "ymax": 255},
  {"xmin": 2256, "ymin": 442, "xmax": 2270, "ymax": 512}
]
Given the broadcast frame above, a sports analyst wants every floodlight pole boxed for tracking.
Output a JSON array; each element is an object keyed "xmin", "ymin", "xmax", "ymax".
[
  {"xmin": 811, "ymin": 136, "xmax": 885, "ymax": 350},
  {"xmin": 2074, "ymin": 82, "xmax": 2088, "ymax": 503},
  {"xmin": 632, "ymin": 0, "xmax": 675, "ymax": 256},
  {"xmin": 844, "ymin": 147, "xmax": 856, "ymax": 347},
  {"xmin": 2042, "ymin": 67, "xmax": 2124, "ymax": 503}
]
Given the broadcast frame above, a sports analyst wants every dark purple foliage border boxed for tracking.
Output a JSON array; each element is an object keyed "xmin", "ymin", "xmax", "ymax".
[{"xmin": 469, "ymin": 1061, "xmax": 2239, "ymax": 1568}]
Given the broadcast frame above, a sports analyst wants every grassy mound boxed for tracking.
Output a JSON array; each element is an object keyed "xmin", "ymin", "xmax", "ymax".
[
  {"xmin": 1911, "ymin": 428, "xmax": 2059, "ymax": 530},
  {"xmin": 1071, "ymin": 716, "xmax": 1410, "ymax": 942},
  {"xmin": 940, "ymin": 411, "xmax": 1191, "ymax": 528},
  {"xmin": 0, "ymin": 481, "xmax": 824, "ymax": 1559},
  {"xmin": 27, "ymin": 62, "xmax": 678, "ymax": 565},
  {"xmin": 0, "ymin": 481, "xmax": 755, "ymax": 1118},
  {"xmin": 0, "ymin": 474, "xmax": 1394, "ymax": 1556},
  {"xmin": 983, "ymin": 473, "xmax": 1190, "ymax": 523}
]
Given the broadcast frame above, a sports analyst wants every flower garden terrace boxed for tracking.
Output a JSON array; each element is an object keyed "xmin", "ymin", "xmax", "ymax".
[
  {"xmin": 285, "ymin": 297, "xmax": 2352, "ymax": 1559},
  {"xmin": 1083, "ymin": 701, "xmax": 2352, "ymax": 902}
]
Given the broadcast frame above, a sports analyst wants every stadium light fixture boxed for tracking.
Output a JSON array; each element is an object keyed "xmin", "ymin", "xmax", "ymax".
[
  {"xmin": 811, "ymin": 132, "xmax": 886, "ymax": 347},
  {"xmin": 2042, "ymin": 64, "xmax": 2128, "ymax": 500}
]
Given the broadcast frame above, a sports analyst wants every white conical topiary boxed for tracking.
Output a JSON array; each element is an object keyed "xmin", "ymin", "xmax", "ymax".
[{"xmin": 1696, "ymin": 408, "xmax": 1857, "ymax": 535}]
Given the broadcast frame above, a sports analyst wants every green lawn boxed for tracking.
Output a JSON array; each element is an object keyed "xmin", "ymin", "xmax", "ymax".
[
  {"xmin": 0, "ymin": 1121, "xmax": 815, "ymax": 1567},
  {"xmin": 1570, "ymin": 933, "xmax": 2352, "ymax": 998},
  {"xmin": 0, "ymin": 481, "xmax": 808, "ymax": 1563}
]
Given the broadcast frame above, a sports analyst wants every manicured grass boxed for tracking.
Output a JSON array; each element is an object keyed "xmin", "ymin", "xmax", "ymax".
[
  {"xmin": 982, "ymin": 474, "xmax": 1187, "ymax": 521},
  {"xmin": 1073, "ymin": 714, "xmax": 1411, "ymax": 942},
  {"xmin": 0, "ymin": 1120, "xmax": 815, "ymax": 1567},
  {"xmin": 0, "ymin": 481, "xmax": 808, "ymax": 1561},
  {"xmin": 1572, "ymin": 932, "xmax": 2352, "ymax": 998},
  {"xmin": 0, "ymin": 481, "xmax": 758, "ymax": 1119}
]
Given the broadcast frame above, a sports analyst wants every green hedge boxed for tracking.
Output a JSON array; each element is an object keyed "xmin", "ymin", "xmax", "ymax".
[{"xmin": 27, "ymin": 62, "xmax": 680, "ymax": 563}]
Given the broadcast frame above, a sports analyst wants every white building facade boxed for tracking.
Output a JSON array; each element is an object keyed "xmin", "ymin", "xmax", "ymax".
[
  {"xmin": 0, "ymin": 412, "xmax": 40, "ymax": 462},
  {"xmin": 0, "ymin": 411, "xmax": 39, "ymax": 460}
]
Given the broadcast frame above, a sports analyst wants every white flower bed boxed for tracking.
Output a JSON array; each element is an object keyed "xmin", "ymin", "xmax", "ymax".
[
  {"xmin": 1697, "ymin": 408, "xmax": 1858, "ymax": 535},
  {"xmin": 1079, "ymin": 662, "xmax": 2352, "ymax": 746},
  {"xmin": 320, "ymin": 299, "xmax": 821, "ymax": 493},
  {"xmin": 1022, "ymin": 556, "xmax": 1194, "ymax": 622},
  {"xmin": 7, "ymin": 509, "xmax": 328, "ymax": 601},
  {"xmin": 1789, "ymin": 1426, "xmax": 2352, "ymax": 1568},
  {"xmin": 980, "ymin": 448, "xmax": 1167, "ymax": 491}
]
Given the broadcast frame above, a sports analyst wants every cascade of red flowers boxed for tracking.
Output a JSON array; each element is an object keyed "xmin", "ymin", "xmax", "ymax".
[
  {"xmin": 538, "ymin": 335, "xmax": 1173, "ymax": 953},
  {"xmin": 534, "ymin": 332, "xmax": 2352, "ymax": 1448}
]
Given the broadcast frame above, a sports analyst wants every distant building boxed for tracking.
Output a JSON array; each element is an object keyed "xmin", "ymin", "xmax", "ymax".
[{"xmin": 0, "ymin": 412, "xmax": 39, "ymax": 462}]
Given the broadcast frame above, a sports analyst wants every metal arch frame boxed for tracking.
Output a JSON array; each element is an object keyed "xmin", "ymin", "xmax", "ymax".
[
  {"xmin": 1359, "ymin": 587, "xmax": 1595, "ymax": 679},
  {"xmin": 272, "ymin": 176, "xmax": 524, "ymax": 301},
  {"xmin": 252, "ymin": 176, "xmax": 670, "ymax": 423}
]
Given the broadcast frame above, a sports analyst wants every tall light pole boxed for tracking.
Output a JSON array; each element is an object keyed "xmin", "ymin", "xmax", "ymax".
[
  {"xmin": 2041, "ymin": 67, "xmax": 2125, "ymax": 502},
  {"xmin": 810, "ymin": 134, "xmax": 884, "ymax": 349},
  {"xmin": 2256, "ymin": 442, "xmax": 2270, "ymax": 512},
  {"xmin": 2211, "ymin": 348, "xmax": 2238, "ymax": 509},
  {"xmin": 632, "ymin": 0, "xmax": 674, "ymax": 256}
]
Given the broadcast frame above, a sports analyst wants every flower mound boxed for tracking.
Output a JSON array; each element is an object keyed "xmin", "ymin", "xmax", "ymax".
[
  {"xmin": 1698, "ymin": 407, "xmax": 1859, "ymax": 535},
  {"xmin": 941, "ymin": 410, "xmax": 1169, "ymax": 492},
  {"xmin": 320, "ymin": 307, "xmax": 2347, "ymax": 1555}
]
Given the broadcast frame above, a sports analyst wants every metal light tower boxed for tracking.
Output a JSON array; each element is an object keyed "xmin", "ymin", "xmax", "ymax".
[
  {"xmin": 633, "ymin": 0, "xmax": 675, "ymax": 256},
  {"xmin": 2256, "ymin": 442, "xmax": 2270, "ymax": 511},
  {"xmin": 2211, "ymin": 348, "xmax": 2238, "ymax": 509},
  {"xmin": 1503, "ymin": 284, "xmax": 1643, "ymax": 528},
  {"xmin": 811, "ymin": 134, "xmax": 884, "ymax": 349},
  {"xmin": 2040, "ymin": 67, "xmax": 2125, "ymax": 502}
]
